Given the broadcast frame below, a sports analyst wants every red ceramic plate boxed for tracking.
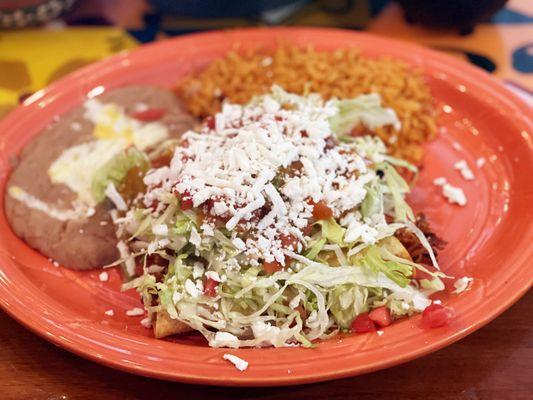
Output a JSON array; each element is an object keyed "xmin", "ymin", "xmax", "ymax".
[{"xmin": 0, "ymin": 28, "xmax": 531, "ymax": 386}]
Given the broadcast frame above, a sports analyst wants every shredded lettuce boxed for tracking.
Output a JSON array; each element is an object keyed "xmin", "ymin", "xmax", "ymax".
[
  {"xmin": 115, "ymin": 89, "xmax": 447, "ymax": 349},
  {"xmin": 329, "ymin": 94, "xmax": 401, "ymax": 135},
  {"xmin": 316, "ymin": 218, "xmax": 346, "ymax": 245},
  {"xmin": 213, "ymin": 230, "xmax": 240, "ymax": 258},
  {"xmin": 420, "ymin": 277, "xmax": 445, "ymax": 294},
  {"xmin": 174, "ymin": 216, "xmax": 194, "ymax": 235},
  {"xmin": 91, "ymin": 147, "xmax": 149, "ymax": 203},
  {"xmin": 329, "ymin": 285, "xmax": 368, "ymax": 329},
  {"xmin": 361, "ymin": 180, "xmax": 383, "ymax": 219},
  {"xmin": 354, "ymin": 245, "xmax": 413, "ymax": 287},
  {"xmin": 305, "ymin": 237, "xmax": 326, "ymax": 260},
  {"xmin": 382, "ymin": 164, "xmax": 414, "ymax": 222}
]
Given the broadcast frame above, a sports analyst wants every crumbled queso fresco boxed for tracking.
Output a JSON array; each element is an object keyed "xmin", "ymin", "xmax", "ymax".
[
  {"xmin": 453, "ymin": 160, "xmax": 474, "ymax": 181},
  {"xmin": 142, "ymin": 87, "xmax": 391, "ymax": 267},
  {"xmin": 126, "ymin": 307, "xmax": 144, "ymax": 316},
  {"xmin": 433, "ymin": 177, "xmax": 467, "ymax": 206},
  {"xmin": 222, "ymin": 353, "xmax": 249, "ymax": 371},
  {"xmin": 453, "ymin": 276, "xmax": 473, "ymax": 294}
]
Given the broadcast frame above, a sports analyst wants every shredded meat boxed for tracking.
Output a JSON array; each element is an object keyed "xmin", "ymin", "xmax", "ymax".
[{"xmin": 395, "ymin": 213, "xmax": 446, "ymax": 264}]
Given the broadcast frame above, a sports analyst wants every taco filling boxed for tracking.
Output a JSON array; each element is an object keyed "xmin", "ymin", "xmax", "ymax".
[{"xmin": 115, "ymin": 87, "xmax": 449, "ymax": 348}]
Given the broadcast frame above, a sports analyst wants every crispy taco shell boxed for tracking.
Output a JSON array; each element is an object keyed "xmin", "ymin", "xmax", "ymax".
[{"xmin": 154, "ymin": 309, "xmax": 192, "ymax": 338}]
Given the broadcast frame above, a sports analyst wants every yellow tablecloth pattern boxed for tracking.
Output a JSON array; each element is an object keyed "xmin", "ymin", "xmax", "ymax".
[{"xmin": 0, "ymin": 27, "xmax": 137, "ymax": 116}]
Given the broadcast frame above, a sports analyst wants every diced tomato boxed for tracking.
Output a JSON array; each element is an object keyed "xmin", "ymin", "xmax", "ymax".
[
  {"xmin": 324, "ymin": 135, "xmax": 337, "ymax": 150},
  {"xmin": 262, "ymin": 260, "xmax": 282, "ymax": 274},
  {"xmin": 349, "ymin": 124, "xmax": 371, "ymax": 137},
  {"xmin": 295, "ymin": 305, "xmax": 306, "ymax": 319},
  {"xmin": 204, "ymin": 116, "xmax": 215, "ymax": 129},
  {"xmin": 131, "ymin": 108, "xmax": 166, "ymax": 121},
  {"xmin": 179, "ymin": 191, "xmax": 193, "ymax": 210},
  {"xmin": 180, "ymin": 198, "xmax": 193, "ymax": 211},
  {"xmin": 280, "ymin": 234, "xmax": 299, "ymax": 250},
  {"xmin": 283, "ymin": 256, "xmax": 293, "ymax": 268},
  {"xmin": 202, "ymin": 199, "xmax": 230, "ymax": 227},
  {"xmin": 251, "ymin": 205, "xmax": 270, "ymax": 221},
  {"xmin": 151, "ymin": 153, "xmax": 173, "ymax": 169},
  {"xmin": 204, "ymin": 278, "xmax": 218, "ymax": 297},
  {"xmin": 148, "ymin": 198, "xmax": 160, "ymax": 210},
  {"xmin": 135, "ymin": 263, "xmax": 144, "ymax": 277},
  {"xmin": 312, "ymin": 200, "xmax": 333, "ymax": 220},
  {"xmin": 351, "ymin": 313, "xmax": 376, "ymax": 333},
  {"xmin": 302, "ymin": 223, "xmax": 314, "ymax": 236},
  {"xmin": 369, "ymin": 306, "xmax": 392, "ymax": 327},
  {"xmin": 421, "ymin": 303, "xmax": 455, "ymax": 329}
]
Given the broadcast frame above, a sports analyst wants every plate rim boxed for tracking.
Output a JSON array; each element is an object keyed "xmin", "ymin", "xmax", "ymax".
[{"xmin": 0, "ymin": 27, "xmax": 532, "ymax": 386}]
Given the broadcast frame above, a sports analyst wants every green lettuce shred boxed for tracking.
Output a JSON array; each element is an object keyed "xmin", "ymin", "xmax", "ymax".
[
  {"xmin": 328, "ymin": 94, "xmax": 400, "ymax": 136},
  {"xmin": 316, "ymin": 218, "xmax": 346, "ymax": 245},
  {"xmin": 91, "ymin": 147, "xmax": 150, "ymax": 203},
  {"xmin": 355, "ymin": 246, "xmax": 413, "ymax": 287},
  {"xmin": 382, "ymin": 164, "xmax": 414, "ymax": 222}
]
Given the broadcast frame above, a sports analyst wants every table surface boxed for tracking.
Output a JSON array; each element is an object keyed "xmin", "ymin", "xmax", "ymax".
[{"xmin": 0, "ymin": 291, "xmax": 530, "ymax": 400}]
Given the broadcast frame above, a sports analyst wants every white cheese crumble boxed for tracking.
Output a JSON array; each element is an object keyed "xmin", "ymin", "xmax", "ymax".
[
  {"xmin": 211, "ymin": 331, "xmax": 240, "ymax": 348},
  {"xmin": 201, "ymin": 222, "xmax": 214, "ymax": 236},
  {"xmin": 98, "ymin": 271, "xmax": 109, "ymax": 282},
  {"xmin": 126, "ymin": 307, "xmax": 144, "ymax": 316},
  {"xmin": 433, "ymin": 177, "xmax": 447, "ymax": 186},
  {"xmin": 289, "ymin": 295, "xmax": 301, "ymax": 309},
  {"xmin": 223, "ymin": 354, "xmax": 249, "ymax": 371},
  {"xmin": 140, "ymin": 86, "xmax": 399, "ymax": 267},
  {"xmin": 104, "ymin": 309, "xmax": 114, "ymax": 316},
  {"xmin": 476, "ymin": 157, "xmax": 486, "ymax": 168},
  {"xmin": 232, "ymin": 237, "xmax": 246, "ymax": 251},
  {"xmin": 377, "ymin": 330, "xmax": 384, "ymax": 336},
  {"xmin": 184, "ymin": 279, "xmax": 201, "ymax": 297},
  {"xmin": 442, "ymin": 183, "xmax": 467, "ymax": 206},
  {"xmin": 152, "ymin": 223, "xmax": 168, "ymax": 236},
  {"xmin": 192, "ymin": 263, "xmax": 205, "ymax": 279},
  {"xmin": 205, "ymin": 271, "xmax": 222, "ymax": 282},
  {"xmin": 453, "ymin": 277, "xmax": 473, "ymax": 294},
  {"xmin": 140, "ymin": 317, "xmax": 152, "ymax": 328},
  {"xmin": 433, "ymin": 178, "xmax": 467, "ymax": 206},
  {"xmin": 189, "ymin": 227, "xmax": 202, "ymax": 247},
  {"xmin": 453, "ymin": 160, "xmax": 475, "ymax": 180}
]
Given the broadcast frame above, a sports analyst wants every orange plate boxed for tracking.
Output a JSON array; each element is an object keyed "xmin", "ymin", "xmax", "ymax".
[{"xmin": 0, "ymin": 28, "xmax": 531, "ymax": 386}]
